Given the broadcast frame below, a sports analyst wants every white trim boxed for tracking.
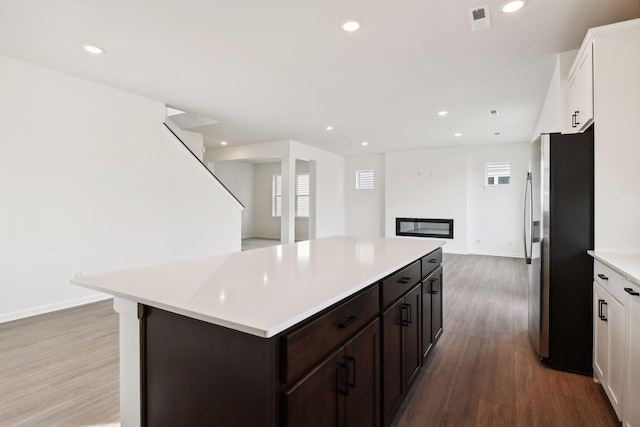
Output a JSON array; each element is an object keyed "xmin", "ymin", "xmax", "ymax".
[
  {"xmin": 113, "ymin": 297, "xmax": 142, "ymax": 427},
  {"xmin": 441, "ymin": 248, "xmax": 468, "ymax": 255},
  {"xmin": 0, "ymin": 293, "xmax": 112, "ymax": 323},
  {"xmin": 570, "ymin": 18, "xmax": 640, "ymax": 78},
  {"xmin": 467, "ymin": 250, "xmax": 524, "ymax": 258},
  {"xmin": 441, "ymin": 248, "xmax": 523, "ymax": 258}
]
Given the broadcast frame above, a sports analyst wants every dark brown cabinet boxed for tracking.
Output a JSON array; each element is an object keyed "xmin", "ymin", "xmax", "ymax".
[
  {"xmin": 141, "ymin": 248, "xmax": 443, "ymax": 427},
  {"xmin": 421, "ymin": 265, "xmax": 443, "ymax": 362},
  {"xmin": 381, "ymin": 284, "xmax": 421, "ymax": 427},
  {"xmin": 285, "ymin": 319, "xmax": 380, "ymax": 427}
]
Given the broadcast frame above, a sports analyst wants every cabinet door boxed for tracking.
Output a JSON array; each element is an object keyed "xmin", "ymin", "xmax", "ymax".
[
  {"xmin": 431, "ymin": 267, "xmax": 444, "ymax": 345},
  {"xmin": 567, "ymin": 44, "xmax": 594, "ymax": 133},
  {"xmin": 604, "ymin": 290, "xmax": 626, "ymax": 419},
  {"xmin": 567, "ymin": 71, "xmax": 580, "ymax": 133},
  {"xmin": 344, "ymin": 319, "xmax": 380, "ymax": 427},
  {"xmin": 284, "ymin": 349, "xmax": 346, "ymax": 427},
  {"xmin": 381, "ymin": 299, "xmax": 405, "ymax": 427},
  {"xmin": 421, "ymin": 279, "xmax": 433, "ymax": 362},
  {"xmin": 628, "ymin": 283, "xmax": 640, "ymax": 427},
  {"xmin": 593, "ymin": 282, "xmax": 608, "ymax": 381},
  {"xmin": 403, "ymin": 285, "xmax": 421, "ymax": 390},
  {"xmin": 576, "ymin": 46, "xmax": 594, "ymax": 131}
]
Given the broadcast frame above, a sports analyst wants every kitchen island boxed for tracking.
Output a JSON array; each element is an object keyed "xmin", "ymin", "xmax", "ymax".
[{"xmin": 72, "ymin": 236, "xmax": 445, "ymax": 426}]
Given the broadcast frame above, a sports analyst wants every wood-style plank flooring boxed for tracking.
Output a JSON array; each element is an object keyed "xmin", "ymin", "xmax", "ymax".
[
  {"xmin": 395, "ymin": 254, "xmax": 619, "ymax": 427},
  {"xmin": 0, "ymin": 254, "xmax": 618, "ymax": 426},
  {"xmin": 0, "ymin": 301, "xmax": 119, "ymax": 426}
]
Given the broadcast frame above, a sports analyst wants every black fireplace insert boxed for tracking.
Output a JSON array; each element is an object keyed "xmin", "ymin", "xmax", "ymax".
[{"xmin": 395, "ymin": 218, "xmax": 454, "ymax": 239}]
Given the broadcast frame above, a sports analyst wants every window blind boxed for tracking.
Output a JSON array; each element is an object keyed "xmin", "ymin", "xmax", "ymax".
[
  {"xmin": 356, "ymin": 169, "xmax": 375, "ymax": 190},
  {"xmin": 486, "ymin": 162, "xmax": 511, "ymax": 186}
]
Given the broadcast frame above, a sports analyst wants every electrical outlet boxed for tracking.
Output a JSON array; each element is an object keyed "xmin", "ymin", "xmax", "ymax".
[
  {"xmin": 475, "ymin": 239, "xmax": 481, "ymax": 244},
  {"xmin": 71, "ymin": 271, "xmax": 82, "ymax": 278}
]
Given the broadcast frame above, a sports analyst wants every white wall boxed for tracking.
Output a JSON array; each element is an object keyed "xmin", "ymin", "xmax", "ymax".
[
  {"xmin": 532, "ymin": 50, "xmax": 577, "ymax": 139},
  {"xmin": 466, "ymin": 143, "xmax": 530, "ymax": 257},
  {"xmin": 207, "ymin": 140, "xmax": 345, "ymax": 242},
  {"xmin": 385, "ymin": 147, "xmax": 468, "ymax": 253},
  {"xmin": 345, "ymin": 154, "xmax": 385, "ymax": 237},
  {"xmin": 383, "ymin": 143, "xmax": 529, "ymax": 256},
  {"xmin": 290, "ymin": 141, "xmax": 345, "ymax": 240},
  {"xmin": 253, "ymin": 162, "xmax": 282, "ymax": 239},
  {"xmin": 210, "ymin": 161, "xmax": 254, "ymax": 239},
  {"xmin": 0, "ymin": 54, "xmax": 241, "ymax": 322},
  {"xmin": 165, "ymin": 118, "xmax": 204, "ymax": 162}
]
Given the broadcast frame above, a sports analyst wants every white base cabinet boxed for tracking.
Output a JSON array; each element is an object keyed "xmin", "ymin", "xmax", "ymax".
[
  {"xmin": 593, "ymin": 275, "xmax": 627, "ymax": 421},
  {"xmin": 591, "ymin": 255, "xmax": 640, "ymax": 427},
  {"xmin": 627, "ymin": 281, "xmax": 640, "ymax": 427}
]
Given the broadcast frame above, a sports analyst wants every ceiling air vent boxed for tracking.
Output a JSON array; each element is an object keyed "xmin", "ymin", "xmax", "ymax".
[{"xmin": 468, "ymin": 5, "xmax": 491, "ymax": 32}]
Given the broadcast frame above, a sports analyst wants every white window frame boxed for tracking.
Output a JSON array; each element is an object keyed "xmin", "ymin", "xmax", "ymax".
[
  {"xmin": 273, "ymin": 173, "xmax": 310, "ymax": 218},
  {"xmin": 485, "ymin": 162, "xmax": 511, "ymax": 187},
  {"xmin": 272, "ymin": 174, "xmax": 282, "ymax": 217},
  {"xmin": 296, "ymin": 173, "xmax": 310, "ymax": 218},
  {"xmin": 356, "ymin": 169, "xmax": 375, "ymax": 190}
]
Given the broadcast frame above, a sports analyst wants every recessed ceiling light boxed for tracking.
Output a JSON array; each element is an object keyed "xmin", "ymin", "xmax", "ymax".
[
  {"xmin": 361, "ymin": 141, "xmax": 369, "ymax": 146},
  {"xmin": 326, "ymin": 125, "xmax": 334, "ymax": 131},
  {"xmin": 82, "ymin": 44, "xmax": 104, "ymax": 55},
  {"xmin": 454, "ymin": 133, "xmax": 463, "ymax": 137},
  {"xmin": 500, "ymin": 0, "xmax": 526, "ymax": 13},
  {"xmin": 220, "ymin": 141, "xmax": 228, "ymax": 146},
  {"xmin": 341, "ymin": 19, "xmax": 362, "ymax": 32},
  {"xmin": 437, "ymin": 110, "xmax": 449, "ymax": 116}
]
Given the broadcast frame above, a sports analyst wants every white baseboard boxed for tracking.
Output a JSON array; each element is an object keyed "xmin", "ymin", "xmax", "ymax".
[
  {"xmin": 441, "ymin": 248, "xmax": 468, "ymax": 255},
  {"xmin": 0, "ymin": 293, "xmax": 113, "ymax": 324},
  {"xmin": 441, "ymin": 248, "xmax": 523, "ymax": 258},
  {"xmin": 467, "ymin": 250, "xmax": 523, "ymax": 258}
]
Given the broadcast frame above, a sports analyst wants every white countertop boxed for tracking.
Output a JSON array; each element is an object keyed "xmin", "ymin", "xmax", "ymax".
[
  {"xmin": 72, "ymin": 236, "xmax": 445, "ymax": 338},
  {"xmin": 588, "ymin": 250, "xmax": 640, "ymax": 286}
]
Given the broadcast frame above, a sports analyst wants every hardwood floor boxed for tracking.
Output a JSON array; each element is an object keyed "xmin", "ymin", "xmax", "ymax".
[
  {"xmin": 395, "ymin": 254, "xmax": 619, "ymax": 427},
  {"xmin": 0, "ymin": 301, "xmax": 119, "ymax": 426},
  {"xmin": 0, "ymin": 254, "xmax": 618, "ymax": 426},
  {"xmin": 241, "ymin": 238, "xmax": 281, "ymax": 251}
]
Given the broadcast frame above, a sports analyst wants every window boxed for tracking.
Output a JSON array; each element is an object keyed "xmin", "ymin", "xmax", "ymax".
[
  {"xmin": 356, "ymin": 169, "xmax": 375, "ymax": 190},
  {"xmin": 486, "ymin": 162, "xmax": 511, "ymax": 186},
  {"xmin": 296, "ymin": 174, "xmax": 310, "ymax": 218},
  {"xmin": 272, "ymin": 173, "xmax": 310, "ymax": 217},
  {"xmin": 272, "ymin": 175, "xmax": 282, "ymax": 217}
]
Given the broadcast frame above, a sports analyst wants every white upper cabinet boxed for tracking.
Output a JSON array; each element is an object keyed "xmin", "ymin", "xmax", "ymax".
[
  {"xmin": 591, "ymin": 19, "xmax": 640, "ymax": 253},
  {"xmin": 566, "ymin": 45, "xmax": 594, "ymax": 133}
]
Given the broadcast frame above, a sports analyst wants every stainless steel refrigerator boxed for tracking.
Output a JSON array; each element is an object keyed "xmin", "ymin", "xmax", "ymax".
[{"xmin": 524, "ymin": 125, "xmax": 594, "ymax": 375}]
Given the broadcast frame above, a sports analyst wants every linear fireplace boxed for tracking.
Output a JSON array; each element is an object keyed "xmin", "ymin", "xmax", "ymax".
[{"xmin": 395, "ymin": 218, "xmax": 454, "ymax": 239}]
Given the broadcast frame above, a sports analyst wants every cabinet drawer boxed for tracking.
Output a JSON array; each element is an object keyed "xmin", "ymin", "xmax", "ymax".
[
  {"xmin": 283, "ymin": 284, "xmax": 379, "ymax": 385},
  {"xmin": 421, "ymin": 248, "xmax": 442, "ymax": 278},
  {"xmin": 380, "ymin": 260, "xmax": 421, "ymax": 309},
  {"xmin": 594, "ymin": 261, "xmax": 627, "ymax": 303}
]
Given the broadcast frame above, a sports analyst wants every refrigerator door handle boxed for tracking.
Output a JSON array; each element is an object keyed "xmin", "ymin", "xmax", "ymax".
[{"xmin": 523, "ymin": 172, "xmax": 532, "ymax": 264}]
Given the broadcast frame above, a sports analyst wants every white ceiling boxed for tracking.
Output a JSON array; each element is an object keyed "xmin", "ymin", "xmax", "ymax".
[{"xmin": 0, "ymin": 0, "xmax": 638, "ymax": 155}]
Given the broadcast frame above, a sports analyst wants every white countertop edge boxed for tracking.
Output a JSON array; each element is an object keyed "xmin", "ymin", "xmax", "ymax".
[
  {"xmin": 72, "ymin": 241, "xmax": 444, "ymax": 338},
  {"xmin": 72, "ymin": 279, "xmax": 273, "ymax": 337},
  {"xmin": 587, "ymin": 250, "xmax": 640, "ymax": 286},
  {"xmin": 70, "ymin": 239, "xmax": 446, "ymax": 338}
]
